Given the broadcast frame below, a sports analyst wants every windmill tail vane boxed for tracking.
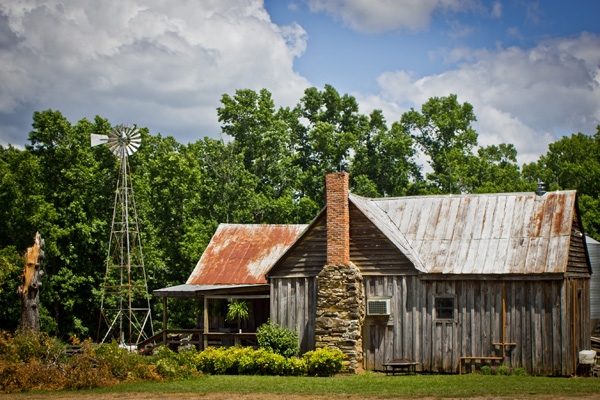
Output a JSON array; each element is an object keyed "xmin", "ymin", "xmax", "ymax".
[{"xmin": 92, "ymin": 124, "xmax": 153, "ymax": 347}]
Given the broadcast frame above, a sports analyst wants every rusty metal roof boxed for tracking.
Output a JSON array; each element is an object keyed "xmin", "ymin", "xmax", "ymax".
[
  {"xmin": 186, "ymin": 224, "xmax": 308, "ymax": 285},
  {"xmin": 350, "ymin": 191, "xmax": 578, "ymax": 274}
]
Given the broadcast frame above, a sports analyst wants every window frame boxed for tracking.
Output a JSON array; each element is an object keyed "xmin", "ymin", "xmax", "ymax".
[{"xmin": 434, "ymin": 295, "xmax": 456, "ymax": 322}]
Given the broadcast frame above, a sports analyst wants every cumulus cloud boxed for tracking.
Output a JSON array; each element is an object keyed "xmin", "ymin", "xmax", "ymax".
[
  {"xmin": 305, "ymin": 0, "xmax": 480, "ymax": 33},
  {"xmin": 0, "ymin": 0, "xmax": 310, "ymax": 146},
  {"xmin": 370, "ymin": 33, "xmax": 600, "ymax": 164}
]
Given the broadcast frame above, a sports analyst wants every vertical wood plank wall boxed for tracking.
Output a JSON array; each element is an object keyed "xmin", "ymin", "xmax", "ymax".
[
  {"xmin": 362, "ymin": 275, "xmax": 589, "ymax": 375},
  {"xmin": 270, "ymin": 277, "xmax": 317, "ymax": 354}
]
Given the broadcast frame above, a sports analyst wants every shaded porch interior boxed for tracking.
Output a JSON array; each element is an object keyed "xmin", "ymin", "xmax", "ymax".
[{"xmin": 139, "ymin": 283, "xmax": 270, "ymax": 352}]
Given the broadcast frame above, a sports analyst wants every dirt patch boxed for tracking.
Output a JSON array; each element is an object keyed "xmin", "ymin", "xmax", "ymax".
[{"xmin": 2, "ymin": 394, "xmax": 600, "ymax": 400}]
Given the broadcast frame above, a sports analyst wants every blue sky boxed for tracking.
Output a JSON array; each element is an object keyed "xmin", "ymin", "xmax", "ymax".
[
  {"xmin": 1, "ymin": 1, "xmax": 599, "ymax": 165},
  {"xmin": 268, "ymin": 1, "xmax": 598, "ymax": 91}
]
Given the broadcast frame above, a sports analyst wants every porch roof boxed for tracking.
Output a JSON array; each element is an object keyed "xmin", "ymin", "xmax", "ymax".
[{"xmin": 153, "ymin": 283, "xmax": 269, "ymax": 298}]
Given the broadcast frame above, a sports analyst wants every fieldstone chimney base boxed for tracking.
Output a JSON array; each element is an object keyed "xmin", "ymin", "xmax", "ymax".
[{"xmin": 315, "ymin": 262, "xmax": 365, "ymax": 373}]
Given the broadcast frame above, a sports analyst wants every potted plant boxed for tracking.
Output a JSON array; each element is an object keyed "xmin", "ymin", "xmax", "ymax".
[{"xmin": 226, "ymin": 300, "xmax": 249, "ymax": 333}]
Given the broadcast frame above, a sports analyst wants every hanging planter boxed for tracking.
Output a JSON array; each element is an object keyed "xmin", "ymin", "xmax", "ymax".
[{"xmin": 226, "ymin": 300, "xmax": 249, "ymax": 333}]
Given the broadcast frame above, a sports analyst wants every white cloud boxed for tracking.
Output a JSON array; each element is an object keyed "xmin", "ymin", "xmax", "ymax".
[
  {"xmin": 0, "ymin": 0, "xmax": 310, "ymax": 145},
  {"xmin": 305, "ymin": 0, "xmax": 477, "ymax": 33},
  {"xmin": 373, "ymin": 33, "xmax": 600, "ymax": 164},
  {"xmin": 491, "ymin": 1, "xmax": 502, "ymax": 18}
]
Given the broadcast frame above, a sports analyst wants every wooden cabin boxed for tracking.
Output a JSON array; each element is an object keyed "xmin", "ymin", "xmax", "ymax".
[
  {"xmin": 266, "ymin": 173, "xmax": 592, "ymax": 375},
  {"xmin": 155, "ymin": 172, "xmax": 591, "ymax": 375}
]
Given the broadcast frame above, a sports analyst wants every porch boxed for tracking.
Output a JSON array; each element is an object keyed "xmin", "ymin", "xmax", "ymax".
[{"xmin": 144, "ymin": 283, "xmax": 269, "ymax": 353}]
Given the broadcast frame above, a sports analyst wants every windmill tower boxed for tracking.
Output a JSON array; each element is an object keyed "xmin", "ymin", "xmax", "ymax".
[{"xmin": 92, "ymin": 125, "xmax": 154, "ymax": 347}]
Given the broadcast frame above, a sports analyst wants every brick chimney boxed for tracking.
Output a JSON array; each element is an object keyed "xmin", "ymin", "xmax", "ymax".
[
  {"xmin": 318, "ymin": 172, "xmax": 365, "ymax": 373},
  {"xmin": 326, "ymin": 172, "xmax": 350, "ymax": 265}
]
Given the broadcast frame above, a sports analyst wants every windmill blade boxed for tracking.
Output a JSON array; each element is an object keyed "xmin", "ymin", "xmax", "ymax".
[
  {"xmin": 128, "ymin": 142, "xmax": 140, "ymax": 153},
  {"xmin": 92, "ymin": 124, "xmax": 141, "ymax": 157},
  {"xmin": 91, "ymin": 134, "xmax": 109, "ymax": 147},
  {"xmin": 107, "ymin": 141, "xmax": 121, "ymax": 155}
]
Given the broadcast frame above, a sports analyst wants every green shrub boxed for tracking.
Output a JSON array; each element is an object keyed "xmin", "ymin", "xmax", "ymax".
[
  {"xmin": 283, "ymin": 356, "xmax": 308, "ymax": 376},
  {"xmin": 302, "ymin": 347, "xmax": 345, "ymax": 376},
  {"xmin": 480, "ymin": 365, "xmax": 491, "ymax": 375},
  {"xmin": 189, "ymin": 346, "xmax": 308, "ymax": 376},
  {"xmin": 256, "ymin": 320, "xmax": 299, "ymax": 358},
  {"xmin": 149, "ymin": 345, "xmax": 199, "ymax": 379},
  {"xmin": 497, "ymin": 365, "xmax": 510, "ymax": 376},
  {"xmin": 252, "ymin": 348, "xmax": 286, "ymax": 375},
  {"xmin": 512, "ymin": 367, "xmax": 527, "ymax": 376},
  {"xmin": 192, "ymin": 347, "xmax": 231, "ymax": 374}
]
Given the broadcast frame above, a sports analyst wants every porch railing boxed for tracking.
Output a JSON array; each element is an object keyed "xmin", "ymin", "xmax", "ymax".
[{"xmin": 137, "ymin": 329, "xmax": 257, "ymax": 353}]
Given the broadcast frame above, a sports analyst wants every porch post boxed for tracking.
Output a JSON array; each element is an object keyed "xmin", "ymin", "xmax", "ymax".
[
  {"xmin": 203, "ymin": 296, "xmax": 209, "ymax": 350},
  {"xmin": 162, "ymin": 297, "xmax": 167, "ymax": 345}
]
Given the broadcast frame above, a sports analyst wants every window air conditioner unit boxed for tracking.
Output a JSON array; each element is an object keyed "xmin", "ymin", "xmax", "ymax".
[{"xmin": 367, "ymin": 298, "xmax": 391, "ymax": 316}]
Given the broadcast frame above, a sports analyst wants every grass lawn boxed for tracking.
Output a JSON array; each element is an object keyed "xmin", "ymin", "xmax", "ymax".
[{"xmin": 4, "ymin": 374, "xmax": 600, "ymax": 399}]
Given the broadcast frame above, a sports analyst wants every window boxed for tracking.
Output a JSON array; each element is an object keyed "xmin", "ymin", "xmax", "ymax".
[{"xmin": 435, "ymin": 296, "xmax": 455, "ymax": 321}]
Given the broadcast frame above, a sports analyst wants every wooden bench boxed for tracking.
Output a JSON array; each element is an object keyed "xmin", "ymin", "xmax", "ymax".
[{"xmin": 382, "ymin": 359, "xmax": 419, "ymax": 375}]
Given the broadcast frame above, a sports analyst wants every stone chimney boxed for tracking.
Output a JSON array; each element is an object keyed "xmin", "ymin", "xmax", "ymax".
[
  {"xmin": 316, "ymin": 172, "xmax": 365, "ymax": 373},
  {"xmin": 326, "ymin": 172, "xmax": 350, "ymax": 265}
]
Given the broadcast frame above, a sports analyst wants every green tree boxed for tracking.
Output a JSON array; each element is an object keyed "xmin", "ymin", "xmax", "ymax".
[
  {"xmin": 469, "ymin": 144, "xmax": 531, "ymax": 193},
  {"xmin": 401, "ymin": 94, "xmax": 478, "ymax": 193},
  {"xmin": 217, "ymin": 89, "xmax": 303, "ymax": 223},
  {"xmin": 522, "ymin": 127, "xmax": 600, "ymax": 239},
  {"xmin": 523, "ymin": 131, "xmax": 600, "ymax": 195},
  {"xmin": 0, "ymin": 111, "xmax": 117, "ymax": 336},
  {"xmin": 351, "ymin": 110, "xmax": 423, "ymax": 197},
  {"xmin": 293, "ymin": 85, "xmax": 361, "ymax": 204}
]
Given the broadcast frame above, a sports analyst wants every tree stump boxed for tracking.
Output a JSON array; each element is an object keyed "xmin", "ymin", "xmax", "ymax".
[{"xmin": 17, "ymin": 232, "xmax": 45, "ymax": 333}]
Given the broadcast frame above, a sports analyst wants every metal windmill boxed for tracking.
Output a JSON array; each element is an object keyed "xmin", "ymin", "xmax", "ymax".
[{"xmin": 92, "ymin": 125, "xmax": 154, "ymax": 347}]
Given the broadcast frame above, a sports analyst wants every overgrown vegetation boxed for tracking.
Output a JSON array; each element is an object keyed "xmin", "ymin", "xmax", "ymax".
[
  {"xmin": 0, "ymin": 331, "xmax": 167, "ymax": 393},
  {"xmin": 0, "ymin": 331, "xmax": 345, "ymax": 393}
]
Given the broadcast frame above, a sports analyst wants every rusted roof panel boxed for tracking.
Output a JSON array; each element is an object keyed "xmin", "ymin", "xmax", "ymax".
[
  {"xmin": 353, "ymin": 191, "xmax": 577, "ymax": 274},
  {"xmin": 186, "ymin": 224, "xmax": 308, "ymax": 285}
]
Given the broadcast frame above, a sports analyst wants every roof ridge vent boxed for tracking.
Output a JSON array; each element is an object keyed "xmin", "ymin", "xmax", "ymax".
[{"xmin": 536, "ymin": 181, "xmax": 546, "ymax": 196}]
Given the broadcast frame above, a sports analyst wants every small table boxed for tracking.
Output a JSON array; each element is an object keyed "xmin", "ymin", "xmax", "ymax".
[{"xmin": 382, "ymin": 359, "xmax": 419, "ymax": 375}]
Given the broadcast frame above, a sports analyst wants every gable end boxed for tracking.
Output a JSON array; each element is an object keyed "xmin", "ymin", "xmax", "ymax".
[
  {"xmin": 267, "ymin": 212, "xmax": 327, "ymax": 278},
  {"xmin": 567, "ymin": 200, "xmax": 592, "ymax": 276},
  {"xmin": 350, "ymin": 203, "xmax": 417, "ymax": 275}
]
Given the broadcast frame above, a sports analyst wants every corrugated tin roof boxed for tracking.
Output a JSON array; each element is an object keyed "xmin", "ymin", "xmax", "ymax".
[
  {"xmin": 153, "ymin": 283, "xmax": 269, "ymax": 298},
  {"xmin": 186, "ymin": 224, "xmax": 308, "ymax": 285},
  {"xmin": 350, "ymin": 191, "xmax": 578, "ymax": 274}
]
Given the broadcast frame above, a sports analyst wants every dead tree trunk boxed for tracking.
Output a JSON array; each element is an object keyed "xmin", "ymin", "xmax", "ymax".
[{"xmin": 17, "ymin": 232, "xmax": 45, "ymax": 333}]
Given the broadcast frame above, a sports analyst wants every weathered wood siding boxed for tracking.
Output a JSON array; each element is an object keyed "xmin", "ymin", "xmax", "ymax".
[
  {"xmin": 269, "ymin": 215, "xmax": 326, "ymax": 278},
  {"xmin": 350, "ymin": 204, "xmax": 417, "ymax": 275},
  {"xmin": 270, "ymin": 205, "xmax": 418, "ymax": 277},
  {"xmin": 363, "ymin": 276, "xmax": 589, "ymax": 375},
  {"xmin": 270, "ymin": 277, "xmax": 317, "ymax": 353},
  {"xmin": 567, "ymin": 212, "xmax": 591, "ymax": 275},
  {"xmin": 565, "ymin": 277, "xmax": 591, "ymax": 371}
]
